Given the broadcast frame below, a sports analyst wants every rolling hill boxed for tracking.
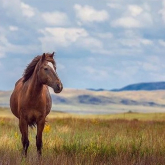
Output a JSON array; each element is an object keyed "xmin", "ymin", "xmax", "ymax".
[
  {"xmin": 89, "ymin": 82, "xmax": 165, "ymax": 92},
  {"xmin": 111, "ymin": 82, "xmax": 165, "ymax": 91},
  {"xmin": 1, "ymin": 87, "xmax": 165, "ymax": 114}
]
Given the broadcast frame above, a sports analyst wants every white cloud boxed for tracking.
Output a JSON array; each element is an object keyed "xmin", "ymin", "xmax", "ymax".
[
  {"xmin": 39, "ymin": 27, "xmax": 89, "ymax": 51},
  {"xmin": 40, "ymin": 27, "xmax": 88, "ymax": 45},
  {"xmin": 112, "ymin": 17, "xmax": 141, "ymax": 28},
  {"xmin": 159, "ymin": 0, "xmax": 165, "ymax": 23},
  {"xmin": 140, "ymin": 39, "xmax": 153, "ymax": 45},
  {"xmin": 0, "ymin": 26, "xmax": 40, "ymax": 57},
  {"xmin": 119, "ymin": 38, "xmax": 153, "ymax": 47},
  {"xmin": 0, "ymin": 35, "xmax": 20, "ymax": 57},
  {"xmin": 39, "ymin": 27, "xmax": 104, "ymax": 53},
  {"xmin": 9, "ymin": 26, "xmax": 18, "ymax": 31},
  {"xmin": 42, "ymin": 12, "xmax": 69, "ymax": 25},
  {"xmin": 74, "ymin": 4, "xmax": 109, "ymax": 23},
  {"xmin": 21, "ymin": 2, "xmax": 35, "ymax": 17},
  {"xmin": 159, "ymin": 40, "xmax": 165, "ymax": 47},
  {"xmin": 119, "ymin": 30, "xmax": 153, "ymax": 46},
  {"xmin": 1, "ymin": 0, "xmax": 37, "ymax": 23},
  {"xmin": 119, "ymin": 39, "xmax": 138, "ymax": 47},
  {"xmin": 111, "ymin": 4, "xmax": 153, "ymax": 29},
  {"xmin": 136, "ymin": 56, "xmax": 163, "ymax": 72},
  {"xmin": 1, "ymin": 0, "xmax": 20, "ymax": 9},
  {"xmin": 107, "ymin": 3, "xmax": 121, "ymax": 9},
  {"xmin": 128, "ymin": 5, "xmax": 143, "ymax": 17}
]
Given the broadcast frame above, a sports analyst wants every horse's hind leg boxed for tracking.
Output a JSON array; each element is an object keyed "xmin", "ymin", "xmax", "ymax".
[
  {"xmin": 36, "ymin": 118, "xmax": 45, "ymax": 156},
  {"xmin": 19, "ymin": 118, "xmax": 29, "ymax": 156}
]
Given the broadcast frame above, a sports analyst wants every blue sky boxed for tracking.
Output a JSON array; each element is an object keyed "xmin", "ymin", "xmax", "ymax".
[{"xmin": 0, "ymin": 0, "xmax": 165, "ymax": 90}]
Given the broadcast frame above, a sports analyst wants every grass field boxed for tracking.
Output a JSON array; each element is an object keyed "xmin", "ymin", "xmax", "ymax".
[{"xmin": 1, "ymin": 108, "xmax": 165, "ymax": 164}]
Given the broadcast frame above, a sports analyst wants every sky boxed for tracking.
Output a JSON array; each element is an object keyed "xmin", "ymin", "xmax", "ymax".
[{"xmin": 0, "ymin": 0, "xmax": 165, "ymax": 90}]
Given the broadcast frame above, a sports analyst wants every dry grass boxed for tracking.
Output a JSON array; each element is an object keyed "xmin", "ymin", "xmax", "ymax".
[{"xmin": 1, "ymin": 111, "xmax": 165, "ymax": 164}]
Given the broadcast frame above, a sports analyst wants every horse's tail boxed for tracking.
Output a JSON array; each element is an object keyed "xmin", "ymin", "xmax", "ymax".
[
  {"xmin": 28, "ymin": 122, "xmax": 36, "ymax": 129},
  {"xmin": 28, "ymin": 120, "xmax": 47, "ymax": 128}
]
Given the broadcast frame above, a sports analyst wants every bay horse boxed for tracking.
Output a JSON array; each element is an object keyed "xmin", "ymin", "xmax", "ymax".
[{"xmin": 10, "ymin": 52, "xmax": 63, "ymax": 156}]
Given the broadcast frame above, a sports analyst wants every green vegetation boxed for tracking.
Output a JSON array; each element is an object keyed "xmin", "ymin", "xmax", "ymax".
[{"xmin": 1, "ymin": 108, "xmax": 165, "ymax": 164}]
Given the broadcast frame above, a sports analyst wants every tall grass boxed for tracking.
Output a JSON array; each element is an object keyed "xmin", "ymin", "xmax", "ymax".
[{"xmin": 1, "ymin": 114, "xmax": 165, "ymax": 164}]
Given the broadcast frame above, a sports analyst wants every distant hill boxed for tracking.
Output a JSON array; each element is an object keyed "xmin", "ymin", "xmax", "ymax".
[
  {"xmin": 1, "ymin": 87, "xmax": 165, "ymax": 114},
  {"xmin": 88, "ymin": 82, "xmax": 165, "ymax": 92},
  {"xmin": 87, "ymin": 88, "xmax": 105, "ymax": 91},
  {"xmin": 111, "ymin": 82, "xmax": 165, "ymax": 91}
]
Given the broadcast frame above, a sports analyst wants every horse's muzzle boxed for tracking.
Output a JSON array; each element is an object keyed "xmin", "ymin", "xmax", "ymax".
[{"xmin": 54, "ymin": 83, "xmax": 63, "ymax": 93}]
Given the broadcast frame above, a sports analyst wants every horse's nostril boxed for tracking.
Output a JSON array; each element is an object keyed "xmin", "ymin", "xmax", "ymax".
[{"xmin": 57, "ymin": 84, "xmax": 60, "ymax": 91}]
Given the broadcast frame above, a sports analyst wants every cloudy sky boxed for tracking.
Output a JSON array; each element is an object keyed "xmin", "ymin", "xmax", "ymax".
[{"xmin": 0, "ymin": 0, "xmax": 165, "ymax": 90}]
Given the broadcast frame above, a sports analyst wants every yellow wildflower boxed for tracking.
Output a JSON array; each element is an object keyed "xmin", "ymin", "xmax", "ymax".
[
  {"xmin": 14, "ymin": 132, "xmax": 19, "ymax": 139},
  {"xmin": 44, "ymin": 124, "xmax": 51, "ymax": 133}
]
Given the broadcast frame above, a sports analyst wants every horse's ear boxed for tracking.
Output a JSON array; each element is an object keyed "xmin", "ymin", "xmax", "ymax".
[
  {"xmin": 50, "ymin": 52, "xmax": 55, "ymax": 58},
  {"xmin": 41, "ymin": 53, "xmax": 46, "ymax": 62}
]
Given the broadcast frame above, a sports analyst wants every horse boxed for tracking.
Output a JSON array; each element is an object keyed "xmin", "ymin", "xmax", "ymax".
[{"xmin": 10, "ymin": 52, "xmax": 63, "ymax": 156}]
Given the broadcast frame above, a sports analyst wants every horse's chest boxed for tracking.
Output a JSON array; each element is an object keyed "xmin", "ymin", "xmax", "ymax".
[
  {"xmin": 20, "ymin": 90, "xmax": 51, "ymax": 109},
  {"xmin": 28, "ymin": 100, "xmax": 45, "ymax": 109},
  {"xmin": 19, "ymin": 89, "xmax": 51, "ymax": 120}
]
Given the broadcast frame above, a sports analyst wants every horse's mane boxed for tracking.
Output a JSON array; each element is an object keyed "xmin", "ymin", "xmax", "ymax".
[{"xmin": 23, "ymin": 55, "xmax": 41, "ymax": 83}]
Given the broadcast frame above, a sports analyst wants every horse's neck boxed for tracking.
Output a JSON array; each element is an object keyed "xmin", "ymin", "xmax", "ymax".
[{"xmin": 27, "ymin": 73, "xmax": 43, "ymax": 96}]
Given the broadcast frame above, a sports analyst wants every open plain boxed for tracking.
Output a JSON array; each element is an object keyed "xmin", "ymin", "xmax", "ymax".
[{"xmin": 1, "ymin": 108, "xmax": 165, "ymax": 164}]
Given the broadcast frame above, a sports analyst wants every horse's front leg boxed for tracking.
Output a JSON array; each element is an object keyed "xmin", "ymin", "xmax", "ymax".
[
  {"xmin": 36, "ymin": 118, "xmax": 45, "ymax": 156},
  {"xmin": 19, "ymin": 117, "xmax": 29, "ymax": 156}
]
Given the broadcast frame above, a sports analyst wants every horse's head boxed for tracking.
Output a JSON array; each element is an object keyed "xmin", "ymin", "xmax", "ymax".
[{"xmin": 37, "ymin": 52, "xmax": 63, "ymax": 93}]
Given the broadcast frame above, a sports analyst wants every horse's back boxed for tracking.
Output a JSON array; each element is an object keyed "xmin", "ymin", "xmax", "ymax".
[{"xmin": 10, "ymin": 78, "xmax": 23, "ymax": 118}]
